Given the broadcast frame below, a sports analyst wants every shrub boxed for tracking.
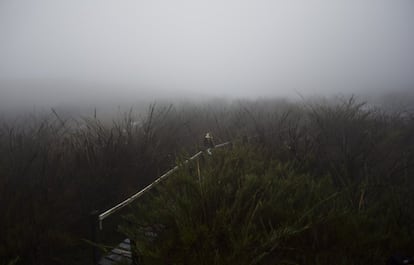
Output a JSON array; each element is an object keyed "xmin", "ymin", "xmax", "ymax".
[{"xmin": 121, "ymin": 145, "xmax": 414, "ymax": 265}]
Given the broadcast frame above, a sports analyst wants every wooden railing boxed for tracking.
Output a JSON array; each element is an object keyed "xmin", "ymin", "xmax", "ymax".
[{"xmin": 89, "ymin": 140, "xmax": 231, "ymax": 265}]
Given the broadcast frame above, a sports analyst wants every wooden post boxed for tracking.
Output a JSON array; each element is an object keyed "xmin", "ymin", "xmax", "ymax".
[
  {"xmin": 127, "ymin": 218, "xmax": 139, "ymax": 265},
  {"xmin": 90, "ymin": 210, "xmax": 100, "ymax": 265},
  {"xmin": 130, "ymin": 238, "xmax": 139, "ymax": 265}
]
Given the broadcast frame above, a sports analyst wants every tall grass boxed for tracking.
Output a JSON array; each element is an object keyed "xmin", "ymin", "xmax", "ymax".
[
  {"xmin": 121, "ymin": 145, "xmax": 413, "ymax": 265},
  {"xmin": 0, "ymin": 97, "xmax": 413, "ymax": 264}
]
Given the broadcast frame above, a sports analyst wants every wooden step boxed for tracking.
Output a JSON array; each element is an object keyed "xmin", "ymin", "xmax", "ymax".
[{"xmin": 98, "ymin": 238, "xmax": 132, "ymax": 265}]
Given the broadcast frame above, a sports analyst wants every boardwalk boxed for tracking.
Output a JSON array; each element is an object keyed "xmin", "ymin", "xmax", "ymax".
[
  {"xmin": 93, "ymin": 140, "xmax": 233, "ymax": 265},
  {"xmin": 99, "ymin": 238, "xmax": 132, "ymax": 265}
]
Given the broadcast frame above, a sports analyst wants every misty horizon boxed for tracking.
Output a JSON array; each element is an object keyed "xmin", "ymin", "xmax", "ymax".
[{"xmin": 1, "ymin": 0, "xmax": 414, "ymax": 108}]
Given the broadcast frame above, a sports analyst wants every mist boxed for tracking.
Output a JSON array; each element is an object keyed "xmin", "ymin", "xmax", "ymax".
[
  {"xmin": 1, "ymin": 0, "xmax": 414, "ymax": 109},
  {"xmin": 3, "ymin": 2, "xmax": 414, "ymax": 264}
]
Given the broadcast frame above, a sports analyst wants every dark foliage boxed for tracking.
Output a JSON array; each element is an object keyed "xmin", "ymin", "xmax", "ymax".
[{"xmin": 0, "ymin": 97, "xmax": 413, "ymax": 264}]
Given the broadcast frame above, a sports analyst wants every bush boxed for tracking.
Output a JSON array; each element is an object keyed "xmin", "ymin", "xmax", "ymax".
[
  {"xmin": 1, "ymin": 97, "xmax": 413, "ymax": 264},
  {"xmin": 121, "ymin": 145, "xmax": 414, "ymax": 265}
]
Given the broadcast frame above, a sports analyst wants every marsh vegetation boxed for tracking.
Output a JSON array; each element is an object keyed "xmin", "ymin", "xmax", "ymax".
[{"xmin": 1, "ymin": 97, "xmax": 413, "ymax": 264}]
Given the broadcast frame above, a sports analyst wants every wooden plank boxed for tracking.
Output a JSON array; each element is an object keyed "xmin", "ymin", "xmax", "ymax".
[
  {"xmin": 99, "ymin": 257, "xmax": 116, "ymax": 265},
  {"xmin": 104, "ymin": 253, "xmax": 124, "ymax": 262},
  {"xmin": 118, "ymin": 242, "xmax": 131, "ymax": 251},
  {"xmin": 99, "ymin": 255, "xmax": 131, "ymax": 265},
  {"xmin": 99, "ymin": 238, "xmax": 133, "ymax": 265},
  {"xmin": 111, "ymin": 248, "xmax": 132, "ymax": 258}
]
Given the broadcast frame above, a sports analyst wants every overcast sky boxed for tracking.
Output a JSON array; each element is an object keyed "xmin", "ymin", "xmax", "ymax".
[{"xmin": 1, "ymin": 0, "xmax": 414, "ymax": 105}]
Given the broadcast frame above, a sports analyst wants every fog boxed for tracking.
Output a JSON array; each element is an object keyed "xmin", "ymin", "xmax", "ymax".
[{"xmin": 1, "ymin": 0, "xmax": 414, "ymax": 109}]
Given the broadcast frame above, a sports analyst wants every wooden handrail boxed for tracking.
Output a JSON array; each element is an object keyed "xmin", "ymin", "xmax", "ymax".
[{"xmin": 97, "ymin": 141, "xmax": 232, "ymax": 227}]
